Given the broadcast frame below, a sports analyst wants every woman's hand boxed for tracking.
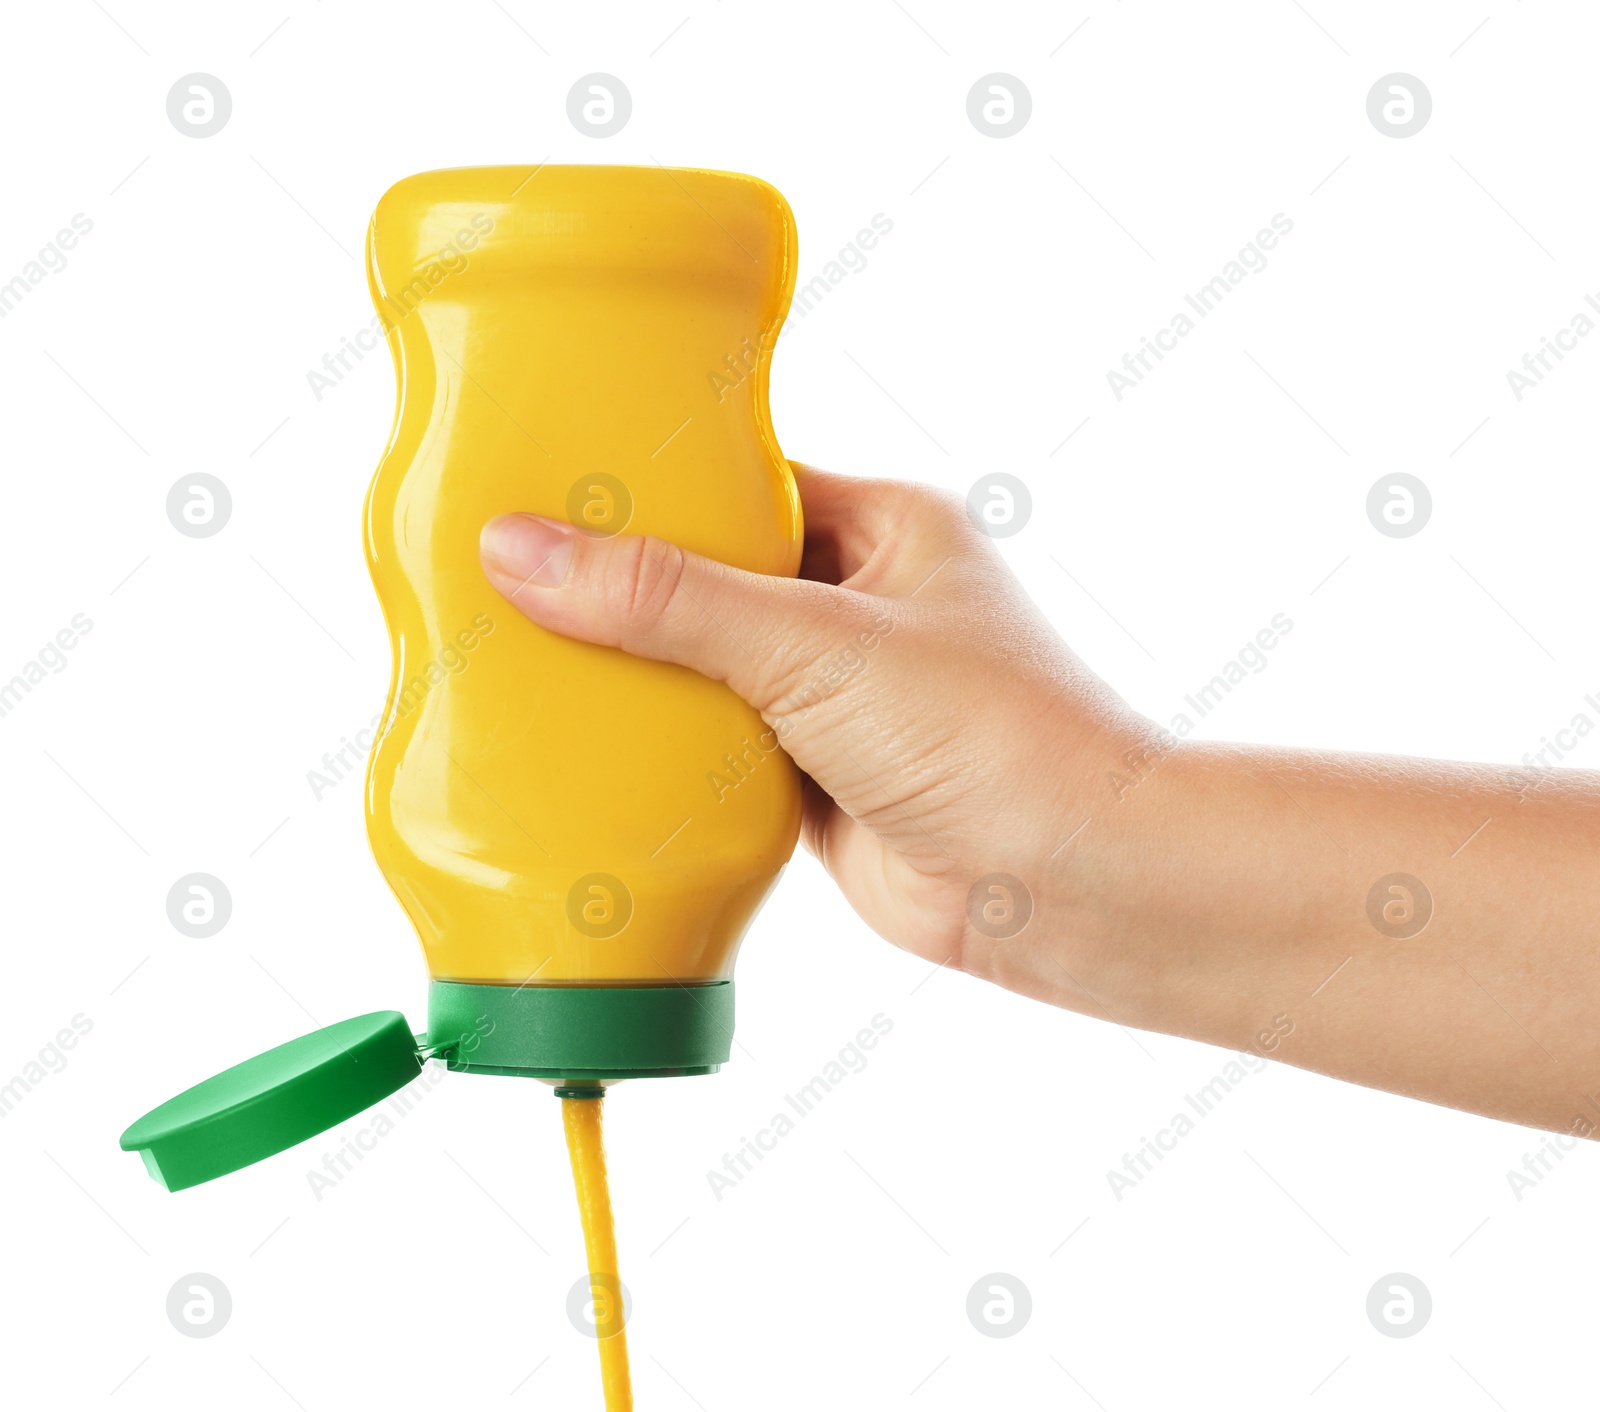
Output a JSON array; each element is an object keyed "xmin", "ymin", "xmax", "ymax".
[
  {"xmin": 478, "ymin": 463, "xmax": 1148, "ymax": 1005},
  {"xmin": 482, "ymin": 461, "xmax": 1600, "ymax": 1138}
]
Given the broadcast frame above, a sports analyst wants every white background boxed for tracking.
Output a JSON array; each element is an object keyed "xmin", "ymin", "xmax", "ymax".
[{"xmin": 2, "ymin": 1, "xmax": 1596, "ymax": 1407}]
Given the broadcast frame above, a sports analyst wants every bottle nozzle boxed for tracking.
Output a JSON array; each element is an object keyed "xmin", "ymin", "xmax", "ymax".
[{"xmin": 553, "ymin": 1083, "xmax": 606, "ymax": 1101}]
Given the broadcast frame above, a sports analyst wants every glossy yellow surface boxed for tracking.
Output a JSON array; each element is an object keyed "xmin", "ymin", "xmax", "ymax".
[
  {"xmin": 363, "ymin": 165, "xmax": 802, "ymax": 984},
  {"xmin": 564, "ymin": 1095, "xmax": 631, "ymax": 1410}
]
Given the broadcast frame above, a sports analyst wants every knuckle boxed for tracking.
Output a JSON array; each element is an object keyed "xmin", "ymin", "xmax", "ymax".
[
  {"xmin": 613, "ymin": 535, "xmax": 686, "ymax": 644},
  {"xmin": 915, "ymin": 485, "xmax": 970, "ymax": 529}
]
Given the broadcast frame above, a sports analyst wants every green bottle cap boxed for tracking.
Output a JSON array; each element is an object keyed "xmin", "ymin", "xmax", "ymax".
[
  {"xmin": 119, "ymin": 1011, "xmax": 424, "ymax": 1192},
  {"xmin": 428, "ymin": 979, "xmax": 735, "ymax": 1079}
]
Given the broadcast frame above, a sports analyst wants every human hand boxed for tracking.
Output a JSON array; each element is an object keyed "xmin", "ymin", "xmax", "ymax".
[
  {"xmin": 482, "ymin": 462, "xmax": 1600, "ymax": 1137},
  {"xmin": 478, "ymin": 463, "xmax": 1148, "ymax": 1005}
]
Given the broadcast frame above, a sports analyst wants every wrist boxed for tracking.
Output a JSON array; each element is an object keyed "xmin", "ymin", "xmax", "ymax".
[{"xmin": 961, "ymin": 710, "xmax": 1184, "ymax": 1019}]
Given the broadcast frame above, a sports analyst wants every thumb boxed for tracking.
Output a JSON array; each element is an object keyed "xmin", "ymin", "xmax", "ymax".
[{"xmin": 479, "ymin": 513, "xmax": 871, "ymax": 713}]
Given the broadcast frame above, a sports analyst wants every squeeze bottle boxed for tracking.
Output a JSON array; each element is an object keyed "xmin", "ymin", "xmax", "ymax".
[
  {"xmin": 119, "ymin": 164, "xmax": 802, "ymax": 1179},
  {"xmin": 369, "ymin": 164, "xmax": 803, "ymax": 1079}
]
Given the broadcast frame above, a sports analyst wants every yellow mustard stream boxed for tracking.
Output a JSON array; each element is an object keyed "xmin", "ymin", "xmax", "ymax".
[{"xmin": 563, "ymin": 1094, "xmax": 632, "ymax": 1410}]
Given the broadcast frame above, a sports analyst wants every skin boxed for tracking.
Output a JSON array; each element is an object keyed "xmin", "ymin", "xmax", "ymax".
[{"xmin": 480, "ymin": 463, "xmax": 1600, "ymax": 1139}]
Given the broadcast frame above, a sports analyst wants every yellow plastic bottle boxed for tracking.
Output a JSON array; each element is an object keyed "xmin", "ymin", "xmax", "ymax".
[
  {"xmin": 122, "ymin": 165, "xmax": 803, "ymax": 1412},
  {"xmin": 363, "ymin": 164, "xmax": 801, "ymax": 1076},
  {"xmin": 365, "ymin": 163, "xmax": 802, "ymax": 1412}
]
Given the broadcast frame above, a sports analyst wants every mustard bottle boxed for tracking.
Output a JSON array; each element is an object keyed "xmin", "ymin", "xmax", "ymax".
[
  {"xmin": 117, "ymin": 163, "xmax": 801, "ymax": 1176},
  {"xmin": 366, "ymin": 164, "xmax": 802, "ymax": 1080},
  {"xmin": 120, "ymin": 165, "xmax": 801, "ymax": 1412}
]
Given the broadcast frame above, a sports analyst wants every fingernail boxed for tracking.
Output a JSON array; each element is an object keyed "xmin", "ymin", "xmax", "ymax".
[{"xmin": 480, "ymin": 514, "xmax": 576, "ymax": 588}]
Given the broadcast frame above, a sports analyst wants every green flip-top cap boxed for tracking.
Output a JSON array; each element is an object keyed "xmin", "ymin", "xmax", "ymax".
[{"xmin": 120, "ymin": 1011, "xmax": 424, "ymax": 1192}]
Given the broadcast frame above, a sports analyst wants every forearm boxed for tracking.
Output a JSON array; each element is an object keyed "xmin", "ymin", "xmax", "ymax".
[
  {"xmin": 480, "ymin": 474, "xmax": 1600, "ymax": 1135},
  {"xmin": 1012, "ymin": 741, "xmax": 1600, "ymax": 1135}
]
